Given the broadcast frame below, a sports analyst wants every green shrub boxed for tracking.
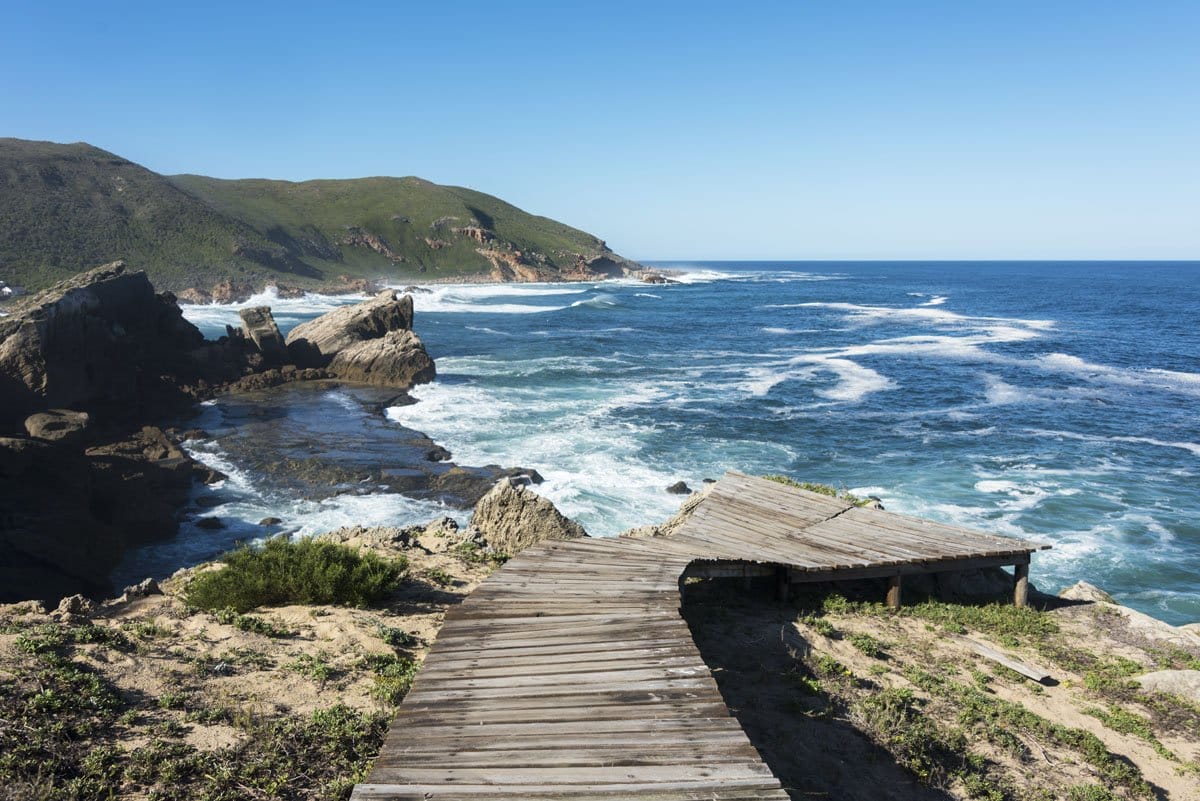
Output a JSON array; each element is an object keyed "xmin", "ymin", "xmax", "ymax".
[{"xmin": 185, "ymin": 536, "xmax": 407, "ymax": 613}]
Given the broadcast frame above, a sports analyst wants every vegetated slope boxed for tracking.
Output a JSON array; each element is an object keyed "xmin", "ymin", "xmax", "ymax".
[
  {"xmin": 0, "ymin": 139, "xmax": 285, "ymax": 291},
  {"xmin": 0, "ymin": 138, "xmax": 638, "ymax": 293}
]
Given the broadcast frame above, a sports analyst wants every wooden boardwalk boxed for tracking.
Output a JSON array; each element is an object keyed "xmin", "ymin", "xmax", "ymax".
[{"xmin": 354, "ymin": 472, "xmax": 1047, "ymax": 801}]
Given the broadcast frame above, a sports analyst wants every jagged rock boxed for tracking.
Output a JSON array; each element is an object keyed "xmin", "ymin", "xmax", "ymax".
[
  {"xmin": 914, "ymin": 567, "xmax": 1024, "ymax": 602},
  {"xmin": 328, "ymin": 330, "xmax": 436, "ymax": 388},
  {"xmin": 175, "ymin": 287, "xmax": 211, "ymax": 304},
  {"xmin": 196, "ymin": 517, "xmax": 224, "ymax": 530},
  {"xmin": 1182, "ymin": 623, "xmax": 1200, "ymax": 636},
  {"xmin": 0, "ymin": 262, "xmax": 210, "ymax": 423},
  {"xmin": 54, "ymin": 594, "xmax": 96, "ymax": 619},
  {"xmin": 238, "ymin": 306, "xmax": 288, "ymax": 365},
  {"xmin": 1060, "ymin": 581, "xmax": 1116, "ymax": 603},
  {"xmin": 401, "ymin": 285, "xmax": 432, "ymax": 294},
  {"xmin": 666, "ymin": 481, "xmax": 692, "ymax": 495},
  {"xmin": 468, "ymin": 479, "xmax": 586, "ymax": 556},
  {"xmin": 286, "ymin": 290, "xmax": 416, "ymax": 363},
  {"xmin": 425, "ymin": 445, "xmax": 452, "ymax": 462},
  {"xmin": 122, "ymin": 578, "xmax": 162, "ymax": 598},
  {"xmin": 209, "ymin": 280, "xmax": 256, "ymax": 304},
  {"xmin": 1136, "ymin": 670, "xmax": 1200, "ymax": 702},
  {"xmin": 193, "ymin": 463, "xmax": 227, "ymax": 485},
  {"xmin": 24, "ymin": 409, "xmax": 90, "ymax": 444},
  {"xmin": 424, "ymin": 516, "xmax": 460, "ymax": 538},
  {"xmin": 259, "ymin": 517, "xmax": 282, "ymax": 526}
]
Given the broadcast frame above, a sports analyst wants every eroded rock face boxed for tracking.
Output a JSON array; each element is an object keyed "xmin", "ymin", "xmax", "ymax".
[
  {"xmin": 0, "ymin": 262, "xmax": 208, "ymax": 424},
  {"xmin": 285, "ymin": 290, "xmax": 434, "ymax": 389},
  {"xmin": 238, "ymin": 306, "xmax": 288, "ymax": 365},
  {"xmin": 287, "ymin": 290, "xmax": 414, "ymax": 361},
  {"xmin": 468, "ymin": 479, "xmax": 587, "ymax": 556},
  {"xmin": 328, "ymin": 330, "xmax": 436, "ymax": 388}
]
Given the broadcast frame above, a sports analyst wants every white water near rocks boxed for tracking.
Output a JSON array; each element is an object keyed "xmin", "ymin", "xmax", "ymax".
[{"xmin": 118, "ymin": 261, "xmax": 1200, "ymax": 625}]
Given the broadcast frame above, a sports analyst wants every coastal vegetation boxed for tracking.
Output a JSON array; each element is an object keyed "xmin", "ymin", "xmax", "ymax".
[
  {"xmin": 0, "ymin": 138, "xmax": 636, "ymax": 294},
  {"xmin": 185, "ymin": 537, "xmax": 408, "ymax": 614},
  {"xmin": 685, "ymin": 580, "xmax": 1200, "ymax": 801}
]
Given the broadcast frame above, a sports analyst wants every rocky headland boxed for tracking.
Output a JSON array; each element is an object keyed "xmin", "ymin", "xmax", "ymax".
[{"xmin": 0, "ymin": 263, "xmax": 534, "ymax": 605}]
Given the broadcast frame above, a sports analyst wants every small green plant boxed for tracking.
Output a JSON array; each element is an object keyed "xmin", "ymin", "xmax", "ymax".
[
  {"xmin": 423, "ymin": 568, "xmax": 456, "ymax": 587},
  {"xmin": 848, "ymin": 632, "xmax": 887, "ymax": 659},
  {"xmin": 213, "ymin": 607, "xmax": 291, "ymax": 638},
  {"xmin": 185, "ymin": 536, "xmax": 406, "ymax": 613},
  {"xmin": 286, "ymin": 653, "xmax": 336, "ymax": 686},
  {"xmin": 375, "ymin": 624, "xmax": 419, "ymax": 649},
  {"xmin": 362, "ymin": 654, "xmax": 420, "ymax": 705}
]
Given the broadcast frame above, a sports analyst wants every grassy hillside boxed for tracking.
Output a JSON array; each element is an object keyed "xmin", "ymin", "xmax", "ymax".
[{"xmin": 0, "ymin": 138, "xmax": 637, "ymax": 293}]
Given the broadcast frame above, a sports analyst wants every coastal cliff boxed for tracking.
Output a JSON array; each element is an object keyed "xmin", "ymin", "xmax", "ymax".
[{"xmin": 0, "ymin": 266, "xmax": 525, "ymax": 605}]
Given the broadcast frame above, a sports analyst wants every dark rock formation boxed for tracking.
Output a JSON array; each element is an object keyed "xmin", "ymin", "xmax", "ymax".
[
  {"xmin": 0, "ymin": 425, "xmax": 198, "ymax": 605},
  {"xmin": 0, "ymin": 262, "xmax": 210, "ymax": 425},
  {"xmin": 238, "ymin": 306, "xmax": 288, "ymax": 365},
  {"xmin": 666, "ymin": 480, "xmax": 692, "ymax": 495}
]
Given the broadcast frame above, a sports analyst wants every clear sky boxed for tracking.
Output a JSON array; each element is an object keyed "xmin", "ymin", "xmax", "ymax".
[{"xmin": 2, "ymin": 1, "xmax": 1198, "ymax": 260}]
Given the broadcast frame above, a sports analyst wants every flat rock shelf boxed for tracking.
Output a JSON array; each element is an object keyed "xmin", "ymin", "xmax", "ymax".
[{"xmin": 354, "ymin": 471, "xmax": 1048, "ymax": 800}]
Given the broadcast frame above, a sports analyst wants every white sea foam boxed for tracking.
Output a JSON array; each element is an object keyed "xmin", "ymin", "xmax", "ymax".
[
  {"xmin": 920, "ymin": 295, "xmax": 949, "ymax": 306},
  {"xmin": 1022, "ymin": 428, "xmax": 1200, "ymax": 458},
  {"xmin": 672, "ymin": 269, "xmax": 740, "ymax": 284},
  {"xmin": 634, "ymin": 292, "xmax": 661, "ymax": 299},
  {"xmin": 1034, "ymin": 353, "xmax": 1200, "ymax": 397}
]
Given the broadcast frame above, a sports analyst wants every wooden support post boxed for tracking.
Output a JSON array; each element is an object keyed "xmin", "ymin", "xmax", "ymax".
[
  {"xmin": 1014, "ymin": 562, "xmax": 1029, "ymax": 607},
  {"xmin": 776, "ymin": 566, "xmax": 790, "ymax": 602},
  {"xmin": 886, "ymin": 574, "xmax": 902, "ymax": 611}
]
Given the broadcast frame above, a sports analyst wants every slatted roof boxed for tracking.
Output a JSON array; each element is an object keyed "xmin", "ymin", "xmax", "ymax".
[{"xmin": 354, "ymin": 471, "xmax": 1046, "ymax": 801}]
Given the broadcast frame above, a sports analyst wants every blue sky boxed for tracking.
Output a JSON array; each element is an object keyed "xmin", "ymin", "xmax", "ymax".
[{"xmin": 2, "ymin": 1, "xmax": 1198, "ymax": 259}]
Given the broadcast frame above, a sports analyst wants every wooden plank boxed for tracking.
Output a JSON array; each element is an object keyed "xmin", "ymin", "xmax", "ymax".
[
  {"xmin": 961, "ymin": 636, "xmax": 1052, "ymax": 682},
  {"xmin": 358, "ymin": 470, "xmax": 1048, "ymax": 800}
]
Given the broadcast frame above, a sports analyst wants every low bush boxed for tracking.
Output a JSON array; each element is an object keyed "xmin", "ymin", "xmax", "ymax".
[{"xmin": 186, "ymin": 537, "xmax": 407, "ymax": 613}]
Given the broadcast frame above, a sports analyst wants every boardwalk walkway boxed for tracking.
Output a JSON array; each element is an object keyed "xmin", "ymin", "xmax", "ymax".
[{"xmin": 354, "ymin": 472, "xmax": 1047, "ymax": 801}]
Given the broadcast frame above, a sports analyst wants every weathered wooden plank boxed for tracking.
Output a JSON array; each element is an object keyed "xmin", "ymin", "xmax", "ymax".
[{"xmin": 359, "ymin": 470, "xmax": 1047, "ymax": 800}]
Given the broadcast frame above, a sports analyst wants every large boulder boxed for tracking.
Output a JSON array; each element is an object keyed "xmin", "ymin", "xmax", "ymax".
[
  {"xmin": 0, "ymin": 261, "xmax": 215, "ymax": 424},
  {"xmin": 468, "ymin": 479, "xmax": 587, "ymax": 556},
  {"xmin": 238, "ymin": 306, "xmax": 288, "ymax": 365},
  {"xmin": 286, "ymin": 290, "xmax": 415, "ymax": 363},
  {"xmin": 24, "ymin": 409, "xmax": 90, "ymax": 444},
  {"xmin": 285, "ymin": 290, "xmax": 434, "ymax": 390},
  {"xmin": 328, "ymin": 330, "xmax": 436, "ymax": 388}
]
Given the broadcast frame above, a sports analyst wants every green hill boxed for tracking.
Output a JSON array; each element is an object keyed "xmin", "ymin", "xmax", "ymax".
[{"xmin": 0, "ymin": 138, "xmax": 639, "ymax": 293}]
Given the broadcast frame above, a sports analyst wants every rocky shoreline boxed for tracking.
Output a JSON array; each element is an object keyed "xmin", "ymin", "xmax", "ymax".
[{"xmin": 0, "ymin": 262, "xmax": 537, "ymax": 605}]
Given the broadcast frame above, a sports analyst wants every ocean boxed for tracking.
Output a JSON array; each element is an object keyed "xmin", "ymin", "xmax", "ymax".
[{"xmin": 115, "ymin": 261, "xmax": 1200, "ymax": 625}]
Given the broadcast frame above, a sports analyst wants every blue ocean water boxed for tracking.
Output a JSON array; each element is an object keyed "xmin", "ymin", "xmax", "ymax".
[{"xmin": 159, "ymin": 261, "xmax": 1200, "ymax": 624}]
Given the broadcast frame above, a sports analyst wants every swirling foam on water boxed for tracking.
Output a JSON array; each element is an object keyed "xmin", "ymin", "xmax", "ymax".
[{"xmin": 163, "ymin": 262, "xmax": 1200, "ymax": 623}]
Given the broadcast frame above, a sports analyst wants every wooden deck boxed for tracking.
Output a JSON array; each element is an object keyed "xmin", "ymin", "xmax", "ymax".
[{"xmin": 354, "ymin": 471, "xmax": 1048, "ymax": 801}]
